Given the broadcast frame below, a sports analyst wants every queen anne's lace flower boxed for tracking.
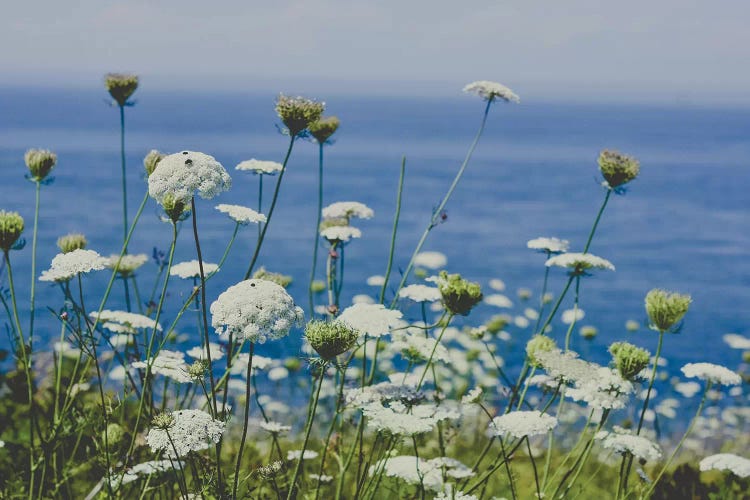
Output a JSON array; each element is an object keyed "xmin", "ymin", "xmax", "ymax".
[
  {"xmin": 321, "ymin": 201, "xmax": 374, "ymax": 220},
  {"xmin": 722, "ymin": 333, "xmax": 750, "ymax": 350},
  {"xmin": 148, "ymin": 151, "xmax": 231, "ymax": 206},
  {"xmin": 260, "ymin": 421, "xmax": 291, "ymax": 434},
  {"xmin": 484, "ymin": 294, "xmax": 513, "ymax": 308},
  {"xmin": 39, "ymin": 249, "xmax": 107, "ymax": 282},
  {"xmin": 699, "ymin": 453, "xmax": 750, "ymax": 478},
  {"xmin": 210, "ymin": 279, "xmax": 304, "ymax": 343},
  {"xmin": 132, "ymin": 350, "xmax": 191, "ymax": 383},
  {"xmin": 463, "ymin": 81, "xmax": 520, "ymax": 103},
  {"xmin": 527, "ymin": 237, "xmax": 569, "ymax": 254},
  {"xmin": 398, "ymin": 284, "xmax": 441, "ymax": 302},
  {"xmin": 235, "ymin": 159, "xmax": 283, "ymax": 175},
  {"xmin": 146, "ymin": 409, "xmax": 225, "ymax": 458},
  {"xmin": 337, "ymin": 303, "xmax": 403, "ymax": 338},
  {"xmin": 130, "ymin": 460, "xmax": 183, "ymax": 476},
  {"xmin": 371, "ymin": 456, "xmax": 474, "ymax": 492},
  {"xmin": 170, "ymin": 260, "xmax": 219, "ymax": 279},
  {"xmin": 392, "ymin": 332, "xmax": 450, "ymax": 363},
  {"xmin": 596, "ymin": 429, "xmax": 662, "ymax": 462},
  {"xmin": 546, "ymin": 252, "xmax": 615, "ymax": 272},
  {"xmin": 215, "ymin": 204, "xmax": 266, "ymax": 225},
  {"xmin": 565, "ymin": 367, "xmax": 634, "ymax": 410},
  {"xmin": 414, "ymin": 251, "xmax": 447, "ymax": 270},
  {"xmin": 185, "ymin": 342, "xmax": 224, "ymax": 361},
  {"xmin": 490, "ymin": 411, "xmax": 557, "ymax": 438},
  {"xmin": 681, "ymin": 363, "xmax": 741, "ymax": 386},
  {"xmin": 105, "ymin": 253, "xmax": 148, "ymax": 276},
  {"xmin": 91, "ymin": 310, "xmax": 161, "ymax": 333},
  {"xmin": 320, "ymin": 226, "xmax": 361, "ymax": 242}
]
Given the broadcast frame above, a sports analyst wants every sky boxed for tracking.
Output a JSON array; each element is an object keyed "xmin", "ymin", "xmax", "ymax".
[{"xmin": 3, "ymin": 0, "xmax": 750, "ymax": 104}]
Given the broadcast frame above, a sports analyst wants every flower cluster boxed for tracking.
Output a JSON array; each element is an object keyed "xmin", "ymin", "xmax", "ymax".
[
  {"xmin": 0, "ymin": 211, "xmax": 24, "ymax": 252},
  {"xmin": 304, "ymin": 320, "xmax": 359, "ymax": 360},
  {"xmin": 699, "ymin": 453, "xmax": 750, "ymax": 478},
  {"xmin": 275, "ymin": 94, "xmax": 325, "ymax": 136},
  {"xmin": 170, "ymin": 260, "xmax": 219, "ymax": 279},
  {"xmin": 680, "ymin": 362, "xmax": 741, "ymax": 386},
  {"xmin": 490, "ymin": 411, "xmax": 558, "ymax": 438},
  {"xmin": 337, "ymin": 303, "xmax": 403, "ymax": 338},
  {"xmin": 596, "ymin": 428, "xmax": 662, "ymax": 462},
  {"xmin": 432, "ymin": 271, "xmax": 483, "ymax": 316},
  {"xmin": 24, "ymin": 148, "xmax": 57, "ymax": 182},
  {"xmin": 527, "ymin": 237, "xmax": 569, "ymax": 254},
  {"xmin": 398, "ymin": 284, "xmax": 442, "ymax": 302},
  {"xmin": 105, "ymin": 253, "xmax": 148, "ymax": 277},
  {"xmin": 308, "ymin": 116, "xmax": 340, "ymax": 144},
  {"xmin": 321, "ymin": 201, "xmax": 374, "ymax": 220},
  {"xmin": 92, "ymin": 310, "xmax": 161, "ymax": 333},
  {"xmin": 463, "ymin": 80, "xmax": 520, "ymax": 103},
  {"xmin": 148, "ymin": 151, "xmax": 231, "ymax": 208},
  {"xmin": 132, "ymin": 350, "xmax": 191, "ymax": 383},
  {"xmin": 39, "ymin": 249, "xmax": 107, "ymax": 282},
  {"xmin": 545, "ymin": 252, "xmax": 615, "ymax": 274},
  {"xmin": 56, "ymin": 233, "xmax": 87, "ymax": 253},
  {"xmin": 215, "ymin": 204, "xmax": 266, "ymax": 225},
  {"xmin": 146, "ymin": 409, "xmax": 225, "ymax": 458},
  {"xmin": 598, "ymin": 150, "xmax": 640, "ymax": 189},
  {"xmin": 235, "ymin": 159, "xmax": 283, "ymax": 175},
  {"xmin": 645, "ymin": 288, "xmax": 692, "ymax": 332},
  {"xmin": 104, "ymin": 73, "xmax": 139, "ymax": 106}
]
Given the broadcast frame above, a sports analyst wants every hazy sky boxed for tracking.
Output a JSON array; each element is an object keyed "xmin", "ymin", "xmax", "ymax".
[{"xmin": 3, "ymin": 0, "xmax": 750, "ymax": 103}]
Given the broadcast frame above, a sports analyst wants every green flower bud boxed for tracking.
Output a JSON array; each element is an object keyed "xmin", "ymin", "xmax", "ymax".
[
  {"xmin": 485, "ymin": 314, "xmax": 511, "ymax": 335},
  {"xmin": 144, "ymin": 149, "xmax": 165, "ymax": 177},
  {"xmin": 284, "ymin": 357, "xmax": 302, "ymax": 372},
  {"xmin": 742, "ymin": 351, "xmax": 750, "ymax": 364},
  {"xmin": 310, "ymin": 280, "xmax": 326, "ymax": 294},
  {"xmin": 105, "ymin": 73, "xmax": 139, "ymax": 106},
  {"xmin": 526, "ymin": 335, "xmax": 556, "ymax": 367},
  {"xmin": 609, "ymin": 341, "xmax": 650, "ymax": 381},
  {"xmin": 0, "ymin": 211, "xmax": 24, "ymax": 252},
  {"xmin": 598, "ymin": 150, "xmax": 640, "ymax": 189},
  {"xmin": 161, "ymin": 194, "xmax": 188, "ymax": 223},
  {"xmin": 645, "ymin": 289, "xmax": 692, "ymax": 332},
  {"xmin": 414, "ymin": 268, "xmax": 428, "ymax": 279},
  {"xmin": 275, "ymin": 94, "xmax": 325, "ymax": 136},
  {"xmin": 103, "ymin": 423, "xmax": 125, "ymax": 447},
  {"xmin": 151, "ymin": 412, "xmax": 175, "ymax": 430},
  {"xmin": 188, "ymin": 360, "xmax": 209, "ymax": 381},
  {"xmin": 436, "ymin": 270, "xmax": 483, "ymax": 316},
  {"xmin": 57, "ymin": 233, "xmax": 87, "ymax": 253},
  {"xmin": 517, "ymin": 288, "xmax": 532, "ymax": 301},
  {"xmin": 308, "ymin": 116, "xmax": 340, "ymax": 144},
  {"xmin": 24, "ymin": 149, "xmax": 57, "ymax": 182},
  {"xmin": 579, "ymin": 325, "xmax": 598, "ymax": 340},
  {"xmin": 465, "ymin": 349, "xmax": 481, "ymax": 362},
  {"xmin": 304, "ymin": 320, "xmax": 359, "ymax": 360},
  {"xmin": 625, "ymin": 319, "xmax": 640, "ymax": 332},
  {"xmin": 253, "ymin": 266, "xmax": 293, "ymax": 288}
]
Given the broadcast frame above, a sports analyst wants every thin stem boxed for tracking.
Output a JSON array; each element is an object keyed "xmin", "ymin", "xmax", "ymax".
[
  {"xmin": 416, "ymin": 313, "xmax": 453, "ymax": 390},
  {"xmin": 526, "ymin": 436, "xmax": 542, "ymax": 500},
  {"xmin": 29, "ymin": 180, "xmax": 40, "ymax": 349},
  {"xmin": 244, "ymin": 136, "xmax": 296, "ymax": 279},
  {"xmin": 499, "ymin": 437, "xmax": 517, "ymax": 500},
  {"xmin": 309, "ymin": 143, "xmax": 325, "ymax": 315},
  {"xmin": 533, "ymin": 260, "xmax": 552, "ymax": 333},
  {"xmin": 583, "ymin": 189, "xmax": 612, "ymax": 254},
  {"xmin": 563, "ymin": 276, "xmax": 582, "ymax": 351},
  {"xmin": 378, "ymin": 157, "xmax": 406, "ymax": 305},
  {"xmin": 232, "ymin": 342, "xmax": 255, "ymax": 500},
  {"xmin": 119, "ymin": 104, "xmax": 128, "ymax": 249}
]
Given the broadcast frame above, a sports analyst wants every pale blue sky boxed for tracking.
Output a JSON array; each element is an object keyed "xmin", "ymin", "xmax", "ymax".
[{"xmin": 3, "ymin": 0, "xmax": 750, "ymax": 103}]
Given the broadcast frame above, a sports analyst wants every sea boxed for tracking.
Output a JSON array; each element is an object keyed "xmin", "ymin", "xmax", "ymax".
[{"xmin": 0, "ymin": 87, "xmax": 748, "ymax": 407}]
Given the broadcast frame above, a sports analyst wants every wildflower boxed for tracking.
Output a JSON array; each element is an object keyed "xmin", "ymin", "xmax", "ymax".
[
  {"xmin": 674, "ymin": 381, "xmax": 701, "ymax": 398},
  {"xmin": 699, "ymin": 453, "xmax": 750, "ymax": 478},
  {"xmin": 625, "ymin": 319, "xmax": 640, "ymax": 332},
  {"xmin": 392, "ymin": 332, "xmax": 450, "ymax": 363},
  {"xmin": 257, "ymin": 461, "xmax": 284, "ymax": 479},
  {"xmin": 722, "ymin": 333, "xmax": 750, "ymax": 350},
  {"xmin": 414, "ymin": 251, "xmax": 447, "ymax": 270},
  {"xmin": 527, "ymin": 237, "xmax": 569, "ymax": 254},
  {"xmin": 517, "ymin": 287, "xmax": 532, "ymax": 300},
  {"xmin": 159, "ymin": 194, "xmax": 189, "ymax": 223},
  {"xmin": 210, "ymin": 279, "xmax": 304, "ymax": 344},
  {"xmin": 597, "ymin": 428, "xmax": 662, "ymax": 462},
  {"xmin": 566, "ymin": 367, "xmax": 634, "ymax": 410},
  {"xmin": 579, "ymin": 325, "xmax": 598, "ymax": 339},
  {"xmin": 366, "ymin": 275, "xmax": 385, "ymax": 286},
  {"xmin": 310, "ymin": 474, "xmax": 334, "ymax": 483},
  {"xmin": 148, "ymin": 150, "xmax": 231, "ymax": 207},
  {"xmin": 130, "ymin": 460, "xmax": 183, "ymax": 476},
  {"xmin": 104, "ymin": 423, "xmax": 125, "ymax": 446},
  {"xmin": 337, "ymin": 303, "xmax": 403, "ymax": 338},
  {"xmin": 39, "ymin": 249, "xmax": 107, "ymax": 282},
  {"xmin": 398, "ymin": 284, "xmax": 441, "ymax": 302},
  {"xmin": 105, "ymin": 253, "xmax": 148, "ymax": 277},
  {"xmin": 598, "ymin": 150, "xmax": 640, "ymax": 190},
  {"xmin": 363, "ymin": 401, "xmax": 459, "ymax": 436},
  {"xmin": 186, "ymin": 342, "xmax": 223, "ymax": 361},
  {"xmin": 322, "ymin": 201, "xmax": 374, "ymax": 220},
  {"xmin": 304, "ymin": 320, "xmax": 359, "ymax": 360},
  {"xmin": 308, "ymin": 116, "xmax": 340, "ymax": 143},
  {"xmin": 260, "ymin": 421, "xmax": 291, "ymax": 435},
  {"xmin": 484, "ymin": 294, "xmax": 513, "ymax": 308},
  {"xmin": 215, "ymin": 204, "xmax": 266, "ymax": 225},
  {"xmin": 645, "ymin": 289, "xmax": 691, "ymax": 332},
  {"xmin": 169, "ymin": 260, "xmax": 219, "ymax": 279},
  {"xmin": 463, "ymin": 81, "xmax": 520, "ymax": 103},
  {"xmin": 143, "ymin": 150, "xmax": 165, "ymax": 177},
  {"xmin": 56, "ymin": 233, "xmax": 87, "ymax": 253},
  {"xmin": 485, "ymin": 314, "xmax": 511, "ymax": 334},
  {"xmin": 24, "ymin": 148, "xmax": 57, "ymax": 181},
  {"xmin": 0, "ymin": 211, "xmax": 24, "ymax": 252},
  {"xmin": 146, "ymin": 409, "xmax": 224, "ymax": 458},
  {"xmin": 490, "ymin": 411, "xmax": 558, "ymax": 438},
  {"xmin": 287, "ymin": 450, "xmax": 319, "ymax": 461},
  {"xmin": 562, "ymin": 308, "xmax": 585, "ymax": 324},
  {"xmin": 545, "ymin": 252, "xmax": 615, "ymax": 275},
  {"xmin": 105, "ymin": 73, "xmax": 139, "ymax": 106},
  {"xmin": 235, "ymin": 159, "xmax": 283, "ymax": 175},
  {"xmin": 526, "ymin": 335, "xmax": 557, "ymax": 368},
  {"xmin": 681, "ymin": 363, "xmax": 741, "ymax": 386},
  {"xmin": 609, "ymin": 342, "xmax": 651, "ymax": 381},
  {"xmin": 132, "ymin": 350, "xmax": 191, "ymax": 383},
  {"xmin": 371, "ymin": 456, "xmax": 473, "ymax": 493},
  {"xmin": 433, "ymin": 271, "xmax": 483, "ymax": 316},
  {"xmin": 462, "ymin": 387, "xmax": 483, "ymax": 405},
  {"xmin": 489, "ymin": 278, "xmax": 506, "ymax": 291},
  {"xmin": 91, "ymin": 310, "xmax": 162, "ymax": 333},
  {"xmin": 536, "ymin": 348, "xmax": 594, "ymax": 383},
  {"xmin": 320, "ymin": 225, "xmax": 361, "ymax": 243},
  {"xmin": 275, "ymin": 94, "xmax": 325, "ymax": 136},
  {"xmin": 268, "ymin": 366, "xmax": 290, "ymax": 381},
  {"xmin": 187, "ymin": 360, "xmax": 209, "ymax": 380}
]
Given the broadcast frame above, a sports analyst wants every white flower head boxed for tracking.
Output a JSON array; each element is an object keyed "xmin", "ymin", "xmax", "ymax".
[
  {"xmin": 148, "ymin": 150, "xmax": 231, "ymax": 206},
  {"xmin": 681, "ymin": 363, "xmax": 741, "ymax": 386},
  {"xmin": 545, "ymin": 252, "xmax": 615, "ymax": 274},
  {"xmin": 699, "ymin": 453, "xmax": 750, "ymax": 478},
  {"xmin": 105, "ymin": 253, "xmax": 148, "ymax": 276},
  {"xmin": 337, "ymin": 303, "xmax": 403, "ymax": 338},
  {"xmin": 398, "ymin": 284, "xmax": 441, "ymax": 303},
  {"xmin": 260, "ymin": 420, "xmax": 291, "ymax": 434},
  {"xmin": 146, "ymin": 409, "xmax": 225, "ymax": 458},
  {"xmin": 215, "ymin": 204, "xmax": 266, "ymax": 225},
  {"xmin": 235, "ymin": 159, "xmax": 283, "ymax": 175},
  {"xmin": 597, "ymin": 429, "xmax": 662, "ymax": 462},
  {"xmin": 527, "ymin": 237, "xmax": 569, "ymax": 254},
  {"xmin": 170, "ymin": 260, "xmax": 219, "ymax": 279},
  {"xmin": 322, "ymin": 201, "xmax": 374, "ymax": 220},
  {"xmin": 463, "ymin": 81, "xmax": 520, "ymax": 103},
  {"xmin": 490, "ymin": 410, "xmax": 557, "ymax": 438},
  {"xmin": 185, "ymin": 342, "xmax": 224, "ymax": 361},
  {"xmin": 722, "ymin": 333, "xmax": 750, "ymax": 350},
  {"xmin": 210, "ymin": 279, "xmax": 304, "ymax": 343},
  {"xmin": 414, "ymin": 251, "xmax": 447, "ymax": 270},
  {"xmin": 39, "ymin": 249, "xmax": 107, "ymax": 282},
  {"xmin": 132, "ymin": 350, "xmax": 191, "ymax": 383},
  {"xmin": 392, "ymin": 332, "xmax": 450, "ymax": 363},
  {"xmin": 320, "ymin": 226, "xmax": 361, "ymax": 243},
  {"xmin": 91, "ymin": 310, "xmax": 162, "ymax": 333}
]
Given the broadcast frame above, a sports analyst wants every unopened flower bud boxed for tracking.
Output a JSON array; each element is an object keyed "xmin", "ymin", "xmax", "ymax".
[
  {"xmin": 305, "ymin": 319, "xmax": 359, "ymax": 360},
  {"xmin": 609, "ymin": 342, "xmax": 650, "ymax": 381},
  {"xmin": 0, "ymin": 211, "xmax": 24, "ymax": 252},
  {"xmin": 308, "ymin": 116, "xmax": 340, "ymax": 144},
  {"xmin": 188, "ymin": 360, "xmax": 209, "ymax": 381},
  {"xmin": 57, "ymin": 233, "xmax": 87, "ymax": 253},
  {"xmin": 24, "ymin": 149, "xmax": 57, "ymax": 182},
  {"xmin": 598, "ymin": 150, "xmax": 640, "ymax": 190},
  {"xmin": 161, "ymin": 194, "xmax": 188, "ymax": 223},
  {"xmin": 579, "ymin": 325, "xmax": 598, "ymax": 340},
  {"xmin": 253, "ymin": 266, "xmax": 292, "ymax": 288},
  {"xmin": 436, "ymin": 271, "xmax": 483, "ymax": 316},
  {"xmin": 526, "ymin": 335, "xmax": 556, "ymax": 367},
  {"xmin": 151, "ymin": 412, "xmax": 175, "ymax": 430},
  {"xmin": 103, "ymin": 423, "xmax": 125, "ymax": 447},
  {"xmin": 144, "ymin": 149, "xmax": 165, "ymax": 177},
  {"xmin": 645, "ymin": 289, "xmax": 692, "ymax": 332},
  {"xmin": 275, "ymin": 94, "xmax": 325, "ymax": 136},
  {"xmin": 105, "ymin": 73, "xmax": 139, "ymax": 106}
]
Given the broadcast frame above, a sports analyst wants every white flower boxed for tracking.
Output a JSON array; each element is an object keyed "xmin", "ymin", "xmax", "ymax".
[
  {"xmin": 413, "ymin": 251, "xmax": 447, "ymax": 270},
  {"xmin": 146, "ymin": 409, "xmax": 225, "ymax": 458},
  {"xmin": 371, "ymin": 456, "xmax": 474, "ymax": 493},
  {"xmin": 310, "ymin": 474, "xmax": 333, "ymax": 483},
  {"xmin": 462, "ymin": 387, "xmax": 483, "ymax": 405},
  {"xmin": 321, "ymin": 201, "xmax": 374, "ymax": 220},
  {"xmin": 286, "ymin": 450, "xmax": 318, "ymax": 461},
  {"xmin": 463, "ymin": 81, "xmax": 520, "ymax": 103},
  {"xmin": 352, "ymin": 294, "xmax": 375, "ymax": 305},
  {"xmin": 132, "ymin": 350, "xmax": 191, "ymax": 383},
  {"xmin": 722, "ymin": 333, "xmax": 750, "ymax": 350},
  {"xmin": 545, "ymin": 253, "xmax": 615, "ymax": 272},
  {"xmin": 230, "ymin": 354, "xmax": 274, "ymax": 375},
  {"xmin": 681, "ymin": 363, "xmax": 741, "ymax": 386},
  {"xmin": 699, "ymin": 453, "xmax": 750, "ymax": 478},
  {"xmin": 392, "ymin": 332, "xmax": 450, "ymax": 363},
  {"xmin": 674, "ymin": 381, "xmax": 701, "ymax": 398},
  {"xmin": 105, "ymin": 253, "xmax": 148, "ymax": 275},
  {"xmin": 489, "ymin": 278, "xmax": 506, "ymax": 291},
  {"xmin": 260, "ymin": 421, "xmax": 291, "ymax": 434},
  {"xmin": 398, "ymin": 284, "xmax": 441, "ymax": 302},
  {"xmin": 337, "ymin": 303, "xmax": 403, "ymax": 338},
  {"xmin": 566, "ymin": 367, "xmax": 634, "ymax": 410},
  {"xmin": 366, "ymin": 275, "xmax": 385, "ymax": 286},
  {"xmin": 490, "ymin": 411, "xmax": 557, "ymax": 438},
  {"xmin": 268, "ymin": 366, "xmax": 290, "ymax": 381},
  {"xmin": 215, "ymin": 204, "xmax": 266, "ymax": 225},
  {"xmin": 148, "ymin": 150, "xmax": 231, "ymax": 205},
  {"xmin": 484, "ymin": 294, "xmax": 513, "ymax": 308},
  {"xmin": 235, "ymin": 158, "xmax": 283, "ymax": 175},
  {"xmin": 186, "ymin": 342, "xmax": 224, "ymax": 361},
  {"xmin": 91, "ymin": 310, "xmax": 161, "ymax": 333},
  {"xmin": 320, "ymin": 226, "xmax": 361, "ymax": 242},
  {"xmin": 535, "ymin": 349, "xmax": 592, "ymax": 383},
  {"xmin": 170, "ymin": 260, "xmax": 219, "ymax": 279},
  {"xmin": 561, "ymin": 308, "xmax": 585, "ymax": 324},
  {"xmin": 211, "ymin": 279, "xmax": 304, "ymax": 344},
  {"xmin": 39, "ymin": 249, "xmax": 107, "ymax": 282},
  {"xmin": 364, "ymin": 401, "xmax": 459, "ymax": 435},
  {"xmin": 130, "ymin": 460, "xmax": 182, "ymax": 476},
  {"xmin": 597, "ymin": 429, "xmax": 662, "ymax": 462},
  {"xmin": 527, "ymin": 237, "xmax": 569, "ymax": 253}
]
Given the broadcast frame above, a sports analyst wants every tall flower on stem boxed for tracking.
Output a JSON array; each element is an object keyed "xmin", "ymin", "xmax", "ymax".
[{"xmin": 104, "ymin": 73, "xmax": 139, "ymax": 248}]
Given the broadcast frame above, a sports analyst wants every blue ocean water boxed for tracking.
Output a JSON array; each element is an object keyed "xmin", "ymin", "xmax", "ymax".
[{"xmin": 0, "ymin": 86, "xmax": 748, "ymax": 378}]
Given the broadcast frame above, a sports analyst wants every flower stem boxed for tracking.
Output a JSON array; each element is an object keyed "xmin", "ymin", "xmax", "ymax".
[
  {"xmin": 583, "ymin": 189, "xmax": 611, "ymax": 254},
  {"xmin": 28, "ymin": 181, "xmax": 40, "ymax": 350},
  {"xmin": 119, "ymin": 104, "xmax": 128, "ymax": 249},
  {"xmin": 309, "ymin": 143, "xmax": 325, "ymax": 315},
  {"xmin": 232, "ymin": 342, "xmax": 255, "ymax": 500},
  {"xmin": 379, "ymin": 157, "xmax": 406, "ymax": 305}
]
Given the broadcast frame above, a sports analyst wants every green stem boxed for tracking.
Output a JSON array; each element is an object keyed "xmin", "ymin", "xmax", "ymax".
[
  {"xmin": 232, "ymin": 342, "xmax": 255, "ymax": 499},
  {"xmin": 29, "ymin": 181, "xmax": 40, "ymax": 350},
  {"xmin": 416, "ymin": 313, "xmax": 453, "ymax": 390},
  {"xmin": 309, "ymin": 143, "xmax": 325, "ymax": 315},
  {"xmin": 378, "ymin": 157, "xmax": 406, "ymax": 305},
  {"xmin": 533, "ymin": 259, "xmax": 551, "ymax": 333},
  {"xmin": 583, "ymin": 189, "xmax": 611, "ymax": 254},
  {"xmin": 119, "ymin": 104, "xmax": 128, "ymax": 249},
  {"xmin": 563, "ymin": 276, "xmax": 581, "ymax": 351}
]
